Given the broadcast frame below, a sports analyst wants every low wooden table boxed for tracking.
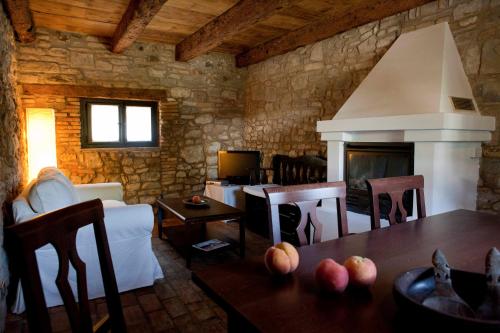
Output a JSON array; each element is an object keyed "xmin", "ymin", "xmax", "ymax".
[
  {"xmin": 156, "ymin": 196, "xmax": 245, "ymax": 268},
  {"xmin": 192, "ymin": 210, "xmax": 500, "ymax": 332}
]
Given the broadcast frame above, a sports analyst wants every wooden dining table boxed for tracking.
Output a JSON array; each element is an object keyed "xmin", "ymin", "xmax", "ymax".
[{"xmin": 192, "ymin": 210, "xmax": 500, "ymax": 332}]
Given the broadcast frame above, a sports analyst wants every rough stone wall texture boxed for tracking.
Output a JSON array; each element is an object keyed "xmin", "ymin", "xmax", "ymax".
[
  {"xmin": 0, "ymin": 4, "xmax": 25, "ymax": 219},
  {"xmin": 243, "ymin": 0, "xmax": 500, "ymax": 213},
  {"xmin": 0, "ymin": 1, "xmax": 25, "ymax": 328},
  {"xmin": 17, "ymin": 28, "xmax": 247, "ymax": 203}
]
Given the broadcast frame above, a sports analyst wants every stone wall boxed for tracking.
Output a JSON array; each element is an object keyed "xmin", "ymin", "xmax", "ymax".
[
  {"xmin": 243, "ymin": 0, "xmax": 500, "ymax": 213},
  {"xmin": 0, "ymin": 1, "xmax": 25, "ymax": 328},
  {"xmin": 17, "ymin": 28, "xmax": 247, "ymax": 203},
  {"xmin": 0, "ymin": 3, "xmax": 24, "ymax": 210}
]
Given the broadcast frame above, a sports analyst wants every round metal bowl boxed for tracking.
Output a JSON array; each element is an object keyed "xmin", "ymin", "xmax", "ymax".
[{"xmin": 393, "ymin": 267, "xmax": 500, "ymax": 331}]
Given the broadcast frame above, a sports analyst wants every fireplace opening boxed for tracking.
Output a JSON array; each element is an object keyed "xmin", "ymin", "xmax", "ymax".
[{"xmin": 344, "ymin": 143, "xmax": 414, "ymax": 217}]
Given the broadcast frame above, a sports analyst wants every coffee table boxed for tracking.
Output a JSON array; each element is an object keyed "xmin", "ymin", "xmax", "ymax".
[{"xmin": 156, "ymin": 196, "xmax": 245, "ymax": 268}]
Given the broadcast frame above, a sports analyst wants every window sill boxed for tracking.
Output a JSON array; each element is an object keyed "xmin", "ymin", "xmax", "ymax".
[{"xmin": 80, "ymin": 146, "xmax": 161, "ymax": 152}]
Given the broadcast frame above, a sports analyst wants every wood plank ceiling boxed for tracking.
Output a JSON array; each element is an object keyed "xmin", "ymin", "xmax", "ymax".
[{"xmin": 7, "ymin": 0, "xmax": 433, "ymax": 67}]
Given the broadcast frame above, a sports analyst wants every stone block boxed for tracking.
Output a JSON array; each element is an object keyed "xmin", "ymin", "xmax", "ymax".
[
  {"xmin": 463, "ymin": 45, "xmax": 481, "ymax": 74},
  {"xmin": 221, "ymin": 90, "xmax": 237, "ymax": 100},
  {"xmin": 185, "ymin": 130, "xmax": 202, "ymax": 138},
  {"xmin": 70, "ymin": 52, "xmax": 94, "ymax": 68},
  {"xmin": 358, "ymin": 35, "xmax": 377, "ymax": 54},
  {"xmin": 95, "ymin": 60, "xmax": 112, "ymax": 71},
  {"xmin": 458, "ymin": 16, "xmax": 478, "ymax": 27},
  {"xmin": 420, "ymin": 1, "xmax": 438, "ymax": 16},
  {"xmin": 453, "ymin": 0, "xmax": 482, "ymax": 20},
  {"xmin": 481, "ymin": 39, "xmax": 500, "ymax": 74},
  {"xmin": 304, "ymin": 62, "xmax": 324, "ymax": 71},
  {"xmin": 478, "ymin": 78, "xmax": 500, "ymax": 103},
  {"xmin": 206, "ymin": 142, "xmax": 221, "ymax": 154},
  {"xmin": 19, "ymin": 61, "xmax": 60, "ymax": 73},
  {"xmin": 206, "ymin": 156, "xmax": 217, "ymax": 165},
  {"xmin": 180, "ymin": 146, "xmax": 204, "ymax": 164},
  {"xmin": 171, "ymin": 87, "xmax": 191, "ymax": 98},
  {"xmin": 194, "ymin": 114, "xmax": 213, "ymax": 124},
  {"xmin": 310, "ymin": 42, "xmax": 323, "ymax": 62},
  {"xmin": 291, "ymin": 74, "xmax": 308, "ymax": 91}
]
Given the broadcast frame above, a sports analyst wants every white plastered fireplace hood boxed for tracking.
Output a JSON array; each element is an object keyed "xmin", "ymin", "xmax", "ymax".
[
  {"xmin": 317, "ymin": 22, "xmax": 494, "ymax": 140},
  {"xmin": 316, "ymin": 23, "xmax": 495, "ymax": 240}
]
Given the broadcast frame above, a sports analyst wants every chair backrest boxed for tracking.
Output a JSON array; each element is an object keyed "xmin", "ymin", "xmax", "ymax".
[
  {"xmin": 271, "ymin": 155, "xmax": 327, "ymax": 185},
  {"xmin": 366, "ymin": 175, "xmax": 426, "ymax": 229},
  {"xmin": 5, "ymin": 199, "xmax": 126, "ymax": 333},
  {"xmin": 264, "ymin": 182, "xmax": 348, "ymax": 245}
]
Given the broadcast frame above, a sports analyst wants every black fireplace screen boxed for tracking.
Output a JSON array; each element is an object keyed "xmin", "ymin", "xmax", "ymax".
[{"xmin": 344, "ymin": 143, "xmax": 414, "ymax": 217}]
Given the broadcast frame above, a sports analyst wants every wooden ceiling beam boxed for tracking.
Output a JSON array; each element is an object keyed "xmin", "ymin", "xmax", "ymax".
[
  {"xmin": 111, "ymin": 0, "xmax": 168, "ymax": 53},
  {"xmin": 4, "ymin": 0, "xmax": 36, "ymax": 43},
  {"xmin": 175, "ymin": 0, "xmax": 300, "ymax": 62},
  {"xmin": 236, "ymin": 0, "xmax": 434, "ymax": 67}
]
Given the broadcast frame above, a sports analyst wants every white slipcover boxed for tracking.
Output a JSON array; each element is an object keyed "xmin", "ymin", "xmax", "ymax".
[{"xmin": 11, "ymin": 169, "xmax": 163, "ymax": 313}]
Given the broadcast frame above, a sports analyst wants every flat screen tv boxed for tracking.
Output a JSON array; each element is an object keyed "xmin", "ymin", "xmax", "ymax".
[{"xmin": 218, "ymin": 150, "xmax": 260, "ymax": 185}]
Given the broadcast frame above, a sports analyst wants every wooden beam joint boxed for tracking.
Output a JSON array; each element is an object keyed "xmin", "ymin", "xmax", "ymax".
[{"xmin": 4, "ymin": 0, "xmax": 36, "ymax": 43}]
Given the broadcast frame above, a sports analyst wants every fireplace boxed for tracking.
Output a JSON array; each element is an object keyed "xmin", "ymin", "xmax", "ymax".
[
  {"xmin": 344, "ymin": 143, "xmax": 414, "ymax": 216},
  {"xmin": 315, "ymin": 23, "xmax": 494, "ymax": 241}
]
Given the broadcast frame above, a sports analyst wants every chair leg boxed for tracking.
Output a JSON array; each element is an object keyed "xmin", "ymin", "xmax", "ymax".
[
  {"xmin": 157, "ymin": 207, "xmax": 164, "ymax": 240},
  {"xmin": 239, "ymin": 216, "xmax": 246, "ymax": 258}
]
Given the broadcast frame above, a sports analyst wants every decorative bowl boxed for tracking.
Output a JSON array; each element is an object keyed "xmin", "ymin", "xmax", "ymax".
[
  {"xmin": 182, "ymin": 198, "xmax": 209, "ymax": 207},
  {"xmin": 393, "ymin": 267, "xmax": 500, "ymax": 331}
]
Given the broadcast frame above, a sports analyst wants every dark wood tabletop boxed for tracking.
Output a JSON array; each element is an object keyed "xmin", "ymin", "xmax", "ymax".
[
  {"xmin": 192, "ymin": 210, "xmax": 500, "ymax": 332},
  {"xmin": 156, "ymin": 196, "xmax": 244, "ymax": 224}
]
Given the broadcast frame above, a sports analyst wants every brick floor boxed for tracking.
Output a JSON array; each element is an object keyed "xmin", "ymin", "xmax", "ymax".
[{"xmin": 4, "ymin": 221, "xmax": 271, "ymax": 333}]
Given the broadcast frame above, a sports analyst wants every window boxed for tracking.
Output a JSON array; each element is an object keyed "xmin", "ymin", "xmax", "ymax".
[{"xmin": 80, "ymin": 99, "xmax": 159, "ymax": 148}]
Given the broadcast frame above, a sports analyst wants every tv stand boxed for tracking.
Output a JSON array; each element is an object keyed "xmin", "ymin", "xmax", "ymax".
[{"xmin": 204, "ymin": 183, "xmax": 245, "ymax": 210}]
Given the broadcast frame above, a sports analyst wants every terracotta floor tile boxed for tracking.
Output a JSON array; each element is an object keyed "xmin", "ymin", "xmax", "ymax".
[
  {"xmin": 138, "ymin": 293, "xmax": 163, "ymax": 313},
  {"xmin": 162, "ymin": 297, "xmax": 188, "ymax": 318},
  {"xmin": 147, "ymin": 309, "xmax": 175, "ymax": 332}
]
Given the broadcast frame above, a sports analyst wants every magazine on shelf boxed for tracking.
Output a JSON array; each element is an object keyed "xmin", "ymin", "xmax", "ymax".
[{"xmin": 192, "ymin": 239, "xmax": 230, "ymax": 252}]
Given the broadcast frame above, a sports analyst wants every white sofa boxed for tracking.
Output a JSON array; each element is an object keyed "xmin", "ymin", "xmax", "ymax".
[{"xmin": 10, "ymin": 167, "xmax": 163, "ymax": 313}]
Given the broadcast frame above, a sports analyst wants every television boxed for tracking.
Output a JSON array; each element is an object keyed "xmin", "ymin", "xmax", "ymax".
[{"xmin": 218, "ymin": 150, "xmax": 260, "ymax": 185}]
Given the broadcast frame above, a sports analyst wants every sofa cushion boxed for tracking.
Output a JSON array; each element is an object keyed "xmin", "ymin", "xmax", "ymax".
[
  {"xmin": 12, "ymin": 197, "xmax": 38, "ymax": 223},
  {"xmin": 28, "ymin": 177, "xmax": 79, "ymax": 213},
  {"xmin": 38, "ymin": 167, "xmax": 76, "ymax": 192}
]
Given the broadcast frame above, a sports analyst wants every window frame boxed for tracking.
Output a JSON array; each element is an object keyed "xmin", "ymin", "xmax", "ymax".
[{"xmin": 80, "ymin": 98, "xmax": 159, "ymax": 148}]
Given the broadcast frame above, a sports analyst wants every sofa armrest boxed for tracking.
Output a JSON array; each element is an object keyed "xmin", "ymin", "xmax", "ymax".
[
  {"xmin": 103, "ymin": 204, "xmax": 154, "ymax": 241},
  {"xmin": 74, "ymin": 183, "xmax": 123, "ymax": 202}
]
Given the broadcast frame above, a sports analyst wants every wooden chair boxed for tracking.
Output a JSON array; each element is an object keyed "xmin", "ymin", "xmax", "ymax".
[
  {"xmin": 366, "ymin": 175, "xmax": 426, "ymax": 230},
  {"xmin": 271, "ymin": 155, "xmax": 327, "ymax": 185},
  {"xmin": 5, "ymin": 199, "xmax": 126, "ymax": 333},
  {"xmin": 264, "ymin": 182, "xmax": 349, "ymax": 245}
]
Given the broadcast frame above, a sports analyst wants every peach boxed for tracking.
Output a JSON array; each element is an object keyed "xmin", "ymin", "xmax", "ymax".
[
  {"xmin": 315, "ymin": 258, "xmax": 349, "ymax": 293},
  {"xmin": 264, "ymin": 242, "xmax": 299, "ymax": 275},
  {"xmin": 343, "ymin": 256, "xmax": 377, "ymax": 287},
  {"xmin": 192, "ymin": 195, "xmax": 202, "ymax": 204}
]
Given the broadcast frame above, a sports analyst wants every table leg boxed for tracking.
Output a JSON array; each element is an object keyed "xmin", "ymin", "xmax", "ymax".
[
  {"xmin": 228, "ymin": 313, "xmax": 239, "ymax": 333},
  {"xmin": 228, "ymin": 310, "xmax": 255, "ymax": 332},
  {"xmin": 186, "ymin": 221, "xmax": 192, "ymax": 269},
  {"xmin": 157, "ymin": 205, "xmax": 164, "ymax": 240},
  {"xmin": 239, "ymin": 216, "xmax": 246, "ymax": 258}
]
